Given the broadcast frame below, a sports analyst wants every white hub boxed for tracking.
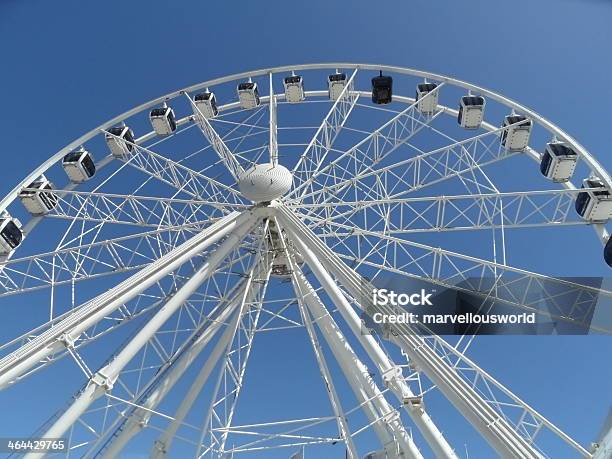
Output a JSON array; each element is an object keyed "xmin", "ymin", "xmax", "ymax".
[{"xmin": 238, "ymin": 163, "xmax": 293, "ymax": 203}]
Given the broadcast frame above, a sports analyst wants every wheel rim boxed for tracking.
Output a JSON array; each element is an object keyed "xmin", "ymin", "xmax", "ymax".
[{"xmin": 0, "ymin": 64, "xmax": 609, "ymax": 458}]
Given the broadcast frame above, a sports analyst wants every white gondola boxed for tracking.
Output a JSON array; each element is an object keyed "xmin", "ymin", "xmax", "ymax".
[
  {"xmin": 237, "ymin": 80, "xmax": 260, "ymax": 109},
  {"xmin": 149, "ymin": 105, "xmax": 176, "ymax": 136},
  {"xmin": 328, "ymin": 72, "xmax": 347, "ymax": 100},
  {"xmin": 62, "ymin": 147, "xmax": 96, "ymax": 182},
  {"xmin": 283, "ymin": 74, "xmax": 305, "ymax": 103},
  {"xmin": 458, "ymin": 95, "xmax": 485, "ymax": 129},
  {"xmin": 18, "ymin": 175, "xmax": 58, "ymax": 215},
  {"xmin": 575, "ymin": 177, "xmax": 612, "ymax": 222},
  {"xmin": 540, "ymin": 142, "xmax": 578, "ymax": 182},
  {"xmin": 500, "ymin": 115, "xmax": 532, "ymax": 151},
  {"xmin": 193, "ymin": 90, "xmax": 218, "ymax": 118},
  {"xmin": 105, "ymin": 125, "xmax": 135, "ymax": 157},
  {"xmin": 416, "ymin": 82, "xmax": 439, "ymax": 114},
  {"xmin": 0, "ymin": 215, "xmax": 23, "ymax": 255}
]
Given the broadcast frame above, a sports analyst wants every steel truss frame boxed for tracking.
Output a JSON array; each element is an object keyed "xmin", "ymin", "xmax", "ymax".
[
  {"xmin": 277, "ymin": 207, "xmax": 592, "ymax": 458},
  {"xmin": 0, "ymin": 63, "xmax": 609, "ymax": 459}
]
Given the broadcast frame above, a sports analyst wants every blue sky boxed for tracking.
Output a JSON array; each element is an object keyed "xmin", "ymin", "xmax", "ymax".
[{"xmin": 1, "ymin": 0, "xmax": 611, "ymax": 458}]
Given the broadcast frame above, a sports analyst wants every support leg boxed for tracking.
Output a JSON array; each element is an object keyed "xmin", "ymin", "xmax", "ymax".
[
  {"xmin": 288, "ymin": 259, "xmax": 422, "ymax": 459},
  {"xmin": 25, "ymin": 214, "xmax": 257, "ymax": 457}
]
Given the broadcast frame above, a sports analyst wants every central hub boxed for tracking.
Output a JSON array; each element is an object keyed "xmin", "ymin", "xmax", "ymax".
[{"xmin": 238, "ymin": 163, "xmax": 293, "ymax": 203}]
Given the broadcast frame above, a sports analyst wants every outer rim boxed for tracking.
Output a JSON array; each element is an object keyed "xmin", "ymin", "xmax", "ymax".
[
  {"xmin": 0, "ymin": 65, "xmax": 607, "ymax": 458},
  {"xmin": 2, "ymin": 63, "xmax": 609, "ymax": 237}
]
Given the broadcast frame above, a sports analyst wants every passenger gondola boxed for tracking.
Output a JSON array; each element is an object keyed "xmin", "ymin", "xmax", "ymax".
[
  {"xmin": 328, "ymin": 72, "xmax": 347, "ymax": 100},
  {"xmin": 416, "ymin": 82, "xmax": 439, "ymax": 114},
  {"xmin": 575, "ymin": 177, "xmax": 612, "ymax": 222},
  {"xmin": 238, "ymin": 80, "xmax": 260, "ymax": 109},
  {"xmin": 458, "ymin": 95, "xmax": 485, "ymax": 129},
  {"xmin": 194, "ymin": 90, "xmax": 218, "ymax": 118},
  {"xmin": 63, "ymin": 147, "xmax": 95, "ymax": 182},
  {"xmin": 149, "ymin": 104, "xmax": 177, "ymax": 136},
  {"xmin": 283, "ymin": 74, "xmax": 305, "ymax": 103},
  {"xmin": 0, "ymin": 215, "xmax": 23, "ymax": 255},
  {"xmin": 371, "ymin": 71, "xmax": 393, "ymax": 105},
  {"xmin": 106, "ymin": 125, "xmax": 135, "ymax": 157},
  {"xmin": 539, "ymin": 142, "xmax": 578, "ymax": 182},
  {"xmin": 500, "ymin": 115, "xmax": 532, "ymax": 151},
  {"xmin": 18, "ymin": 175, "xmax": 58, "ymax": 215}
]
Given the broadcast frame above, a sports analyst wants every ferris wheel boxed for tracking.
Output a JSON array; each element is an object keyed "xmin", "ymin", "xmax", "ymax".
[{"xmin": 0, "ymin": 63, "xmax": 611, "ymax": 459}]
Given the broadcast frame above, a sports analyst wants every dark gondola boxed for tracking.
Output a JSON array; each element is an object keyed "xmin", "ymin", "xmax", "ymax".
[
  {"xmin": 575, "ymin": 177, "xmax": 612, "ymax": 222},
  {"xmin": 0, "ymin": 217, "xmax": 23, "ymax": 254},
  {"xmin": 604, "ymin": 237, "xmax": 612, "ymax": 267},
  {"xmin": 372, "ymin": 71, "xmax": 393, "ymax": 105}
]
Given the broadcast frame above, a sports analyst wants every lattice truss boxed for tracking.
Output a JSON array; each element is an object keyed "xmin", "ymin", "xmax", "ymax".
[{"xmin": 0, "ymin": 65, "xmax": 610, "ymax": 459}]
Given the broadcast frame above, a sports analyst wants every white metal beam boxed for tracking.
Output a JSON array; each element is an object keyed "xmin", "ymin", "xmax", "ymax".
[
  {"xmin": 289, "ymin": 83, "xmax": 444, "ymax": 202},
  {"xmin": 277, "ymin": 207, "xmax": 545, "ymax": 458},
  {"xmin": 186, "ymin": 94, "xmax": 245, "ymax": 181},
  {"xmin": 96, "ymin": 280, "xmax": 248, "ymax": 458},
  {"xmin": 25, "ymin": 213, "xmax": 256, "ymax": 454},
  {"xmin": 291, "ymin": 68, "xmax": 360, "ymax": 191},
  {"xmin": 203, "ymin": 239, "xmax": 273, "ymax": 456},
  {"xmin": 0, "ymin": 210, "xmax": 254, "ymax": 390},
  {"xmin": 284, "ymin": 205, "xmax": 594, "ymax": 457},
  {"xmin": 283, "ymin": 239, "xmax": 423, "ymax": 459},
  {"xmin": 280, "ymin": 219, "xmax": 456, "ymax": 459},
  {"xmin": 293, "ymin": 117, "xmax": 518, "ymax": 206},
  {"xmin": 151, "ymin": 249, "xmax": 270, "ymax": 459},
  {"xmin": 283, "ymin": 234, "xmax": 358, "ymax": 459},
  {"xmin": 42, "ymin": 189, "xmax": 238, "ymax": 228},
  {"xmin": 313, "ymin": 219, "xmax": 612, "ymax": 334},
  {"xmin": 107, "ymin": 128, "xmax": 242, "ymax": 203},
  {"xmin": 269, "ymin": 72, "xmax": 279, "ymax": 165},
  {"xmin": 295, "ymin": 188, "xmax": 596, "ymax": 234}
]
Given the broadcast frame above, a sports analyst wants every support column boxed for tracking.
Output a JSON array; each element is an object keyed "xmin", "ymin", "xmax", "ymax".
[
  {"xmin": 25, "ymin": 213, "xmax": 257, "ymax": 457},
  {"xmin": 280, "ymin": 218, "xmax": 457, "ymax": 459},
  {"xmin": 98, "ymin": 282, "xmax": 246, "ymax": 458},
  {"xmin": 288, "ymin": 258, "xmax": 422, "ymax": 459},
  {"xmin": 288, "ymin": 258, "xmax": 359, "ymax": 459},
  {"xmin": 0, "ymin": 210, "xmax": 249, "ymax": 390},
  {"xmin": 151, "ymin": 255, "xmax": 269, "ymax": 459},
  {"xmin": 593, "ymin": 425, "xmax": 612, "ymax": 459},
  {"xmin": 269, "ymin": 71, "xmax": 278, "ymax": 165},
  {"xmin": 278, "ymin": 207, "xmax": 542, "ymax": 459}
]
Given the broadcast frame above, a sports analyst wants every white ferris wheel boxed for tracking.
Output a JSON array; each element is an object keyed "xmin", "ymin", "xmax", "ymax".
[{"xmin": 0, "ymin": 63, "xmax": 610, "ymax": 459}]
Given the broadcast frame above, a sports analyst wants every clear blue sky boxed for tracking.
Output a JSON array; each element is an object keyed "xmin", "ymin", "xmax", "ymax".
[{"xmin": 0, "ymin": 1, "xmax": 611, "ymax": 458}]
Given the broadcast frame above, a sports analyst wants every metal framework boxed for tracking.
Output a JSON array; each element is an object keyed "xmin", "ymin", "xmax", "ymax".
[{"xmin": 0, "ymin": 64, "xmax": 610, "ymax": 459}]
